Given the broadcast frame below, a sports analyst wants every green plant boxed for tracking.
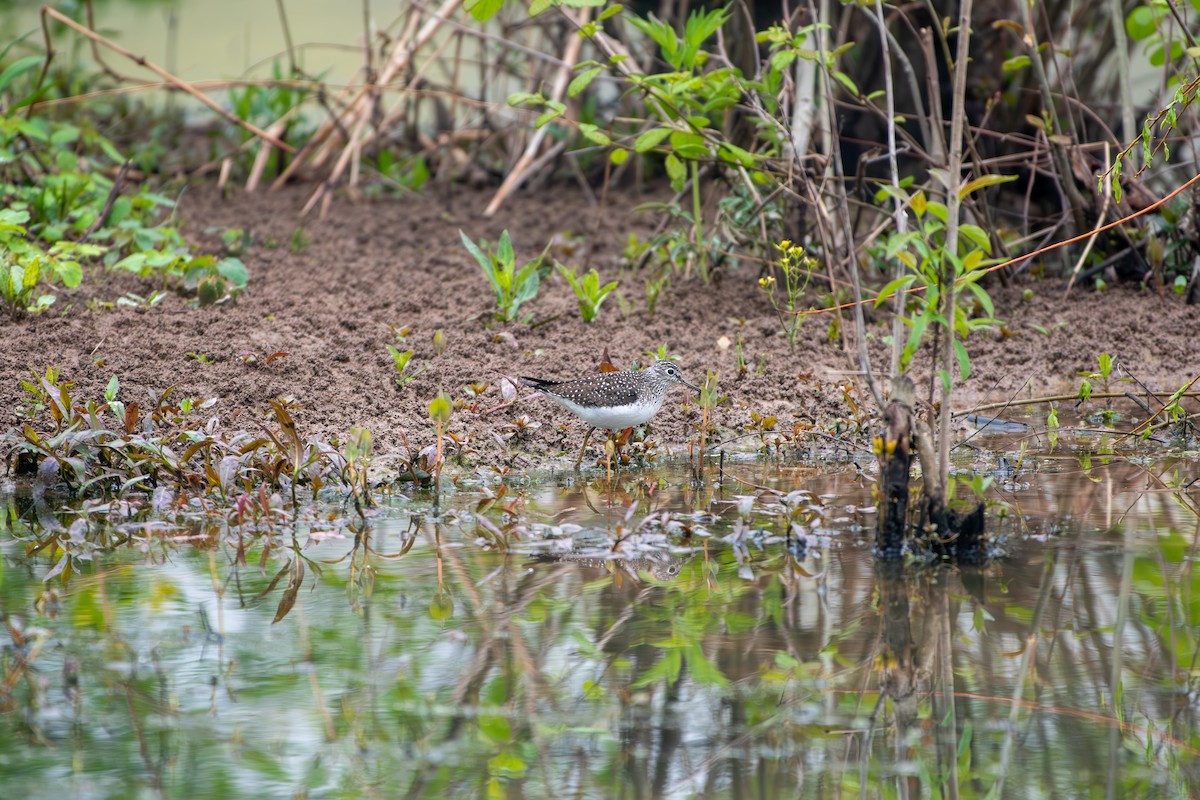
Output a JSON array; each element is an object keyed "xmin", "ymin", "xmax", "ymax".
[
  {"xmin": 759, "ymin": 239, "xmax": 816, "ymax": 350},
  {"xmin": 342, "ymin": 426, "xmax": 375, "ymax": 514},
  {"xmin": 3, "ymin": 368, "xmax": 352, "ymax": 506},
  {"xmin": 290, "ymin": 226, "xmax": 311, "ymax": 252},
  {"xmin": 428, "ymin": 392, "xmax": 453, "ymax": 503},
  {"xmin": 114, "ymin": 248, "xmax": 248, "ymax": 306},
  {"xmin": 0, "ymin": 208, "xmax": 93, "ymax": 314},
  {"xmin": 386, "ymin": 345, "xmax": 423, "ymax": 388},
  {"xmin": 0, "ymin": 63, "xmax": 248, "ymax": 307},
  {"xmin": 1076, "ymin": 352, "xmax": 1132, "ymax": 425},
  {"xmin": 644, "ymin": 269, "xmax": 669, "ymax": 319},
  {"xmin": 691, "ymin": 369, "xmax": 727, "ymax": 476},
  {"xmin": 368, "ymin": 150, "xmax": 430, "ymax": 195},
  {"xmin": 555, "ymin": 263, "xmax": 619, "ymax": 322},
  {"xmin": 459, "ymin": 229, "xmax": 549, "ymax": 322},
  {"xmin": 643, "ymin": 343, "xmax": 681, "ymax": 363},
  {"xmin": 220, "ymin": 227, "xmax": 251, "ymax": 255},
  {"xmin": 228, "ymin": 60, "xmax": 316, "ymax": 176},
  {"xmin": 875, "ymin": 185, "xmax": 1009, "ymax": 383}
]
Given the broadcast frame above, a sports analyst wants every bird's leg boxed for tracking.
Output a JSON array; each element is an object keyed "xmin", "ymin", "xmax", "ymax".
[{"xmin": 574, "ymin": 426, "xmax": 596, "ymax": 472}]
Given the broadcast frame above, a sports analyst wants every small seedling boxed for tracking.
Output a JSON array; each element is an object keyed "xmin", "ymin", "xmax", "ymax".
[
  {"xmin": 1076, "ymin": 352, "xmax": 1128, "ymax": 404},
  {"xmin": 220, "ymin": 227, "xmax": 251, "ymax": 255},
  {"xmin": 954, "ymin": 473, "xmax": 994, "ymax": 502},
  {"xmin": 459, "ymin": 229, "xmax": 550, "ymax": 322},
  {"xmin": 0, "ymin": 209, "xmax": 93, "ymax": 316},
  {"xmin": 290, "ymin": 227, "xmax": 311, "ymax": 252},
  {"xmin": 556, "ymin": 263, "xmax": 619, "ymax": 322},
  {"xmin": 428, "ymin": 392, "xmax": 453, "ymax": 502},
  {"xmin": 386, "ymin": 345, "xmax": 423, "ymax": 387},
  {"xmin": 643, "ymin": 343, "xmax": 682, "ymax": 363},
  {"xmin": 186, "ymin": 352, "xmax": 215, "ymax": 364},
  {"xmin": 643, "ymin": 270, "xmax": 670, "ymax": 317}
]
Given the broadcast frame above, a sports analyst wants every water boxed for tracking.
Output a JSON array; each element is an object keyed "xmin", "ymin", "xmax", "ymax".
[{"xmin": 2, "ymin": 426, "xmax": 1199, "ymax": 799}]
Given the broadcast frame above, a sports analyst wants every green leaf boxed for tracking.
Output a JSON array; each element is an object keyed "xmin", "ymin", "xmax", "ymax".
[
  {"xmin": 1125, "ymin": 6, "xmax": 1156, "ymax": 40},
  {"xmin": 50, "ymin": 124, "xmax": 80, "ymax": 146},
  {"xmin": 964, "ymin": 280, "xmax": 994, "ymax": 318},
  {"xmin": 669, "ymin": 130, "xmax": 708, "ymax": 159},
  {"xmin": 958, "ymin": 173, "xmax": 1018, "ymax": 200},
  {"xmin": 568, "ymin": 66, "xmax": 602, "ymax": 97},
  {"xmin": 217, "ymin": 258, "xmax": 248, "ymax": 288},
  {"xmin": 0, "ymin": 55, "xmax": 43, "ymax": 94},
  {"xmin": 459, "ymin": 230, "xmax": 498, "ymax": 289},
  {"xmin": 832, "ymin": 70, "xmax": 859, "ymax": 96},
  {"xmin": 478, "ymin": 714, "xmax": 512, "ymax": 743},
  {"xmin": 428, "ymin": 393, "xmax": 452, "ymax": 426},
  {"xmin": 534, "ymin": 107, "xmax": 564, "ymax": 127},
  {"xmin": 958, "ymin": 224, "xmax": 992, "ymax": 256},
  {"xmin": 875, "ymin": 275, "xmax": 916, "ymax": 307},
  {"xmin": 529, "ymin": 0, "xmax": 555, "ymax": 15},
  {"xmin": 633, "ymin": 127, "xmax": 672, "ymax": 153},
  {"xmin": 610, "ymin": 148, "xmax": 629, "ymax": 165},
  {"xmin": 105, "ymin": 375, "xmax": 120, "ymax": 402},
  {"xmin": 953, "ymin": 338, "xmax": 970, "ymax": 380},
  {"xmin": 717, "ymin": 141, "xmax": 756, "ymax": 167},
  {"xmin": 54, "ymin": 260, "xmax": 83, "ymax": 288},
  {"xmin": 664, "ymin": 152, "xmax": 686, "ymax": 189},
  {"xmin": 1001, "ymin": 55, "xmax": 1030, "ymax": 72},
  {"xmin": 464, "ymin": 0, "xmax": 504, "ymax": 22},
  {"xmin": 577, "ymin": 123, "xmax": 611, "ymax": 146},
  {"xmin": 497, "ymin": 230, "xmax": 514, "ymax": 271},
  {"xmin": 507, "ymin": 91, "xmax": 543, "ymax": 107},
  {"xmin": 197, "ymin": 276, "xmax": 225, "ymax": 306}
]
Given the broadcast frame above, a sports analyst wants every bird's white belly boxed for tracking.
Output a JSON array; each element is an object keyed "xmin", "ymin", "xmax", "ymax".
[{"xmin": 552, "ymin": 395, "xmax": 663, "ymax": 430}]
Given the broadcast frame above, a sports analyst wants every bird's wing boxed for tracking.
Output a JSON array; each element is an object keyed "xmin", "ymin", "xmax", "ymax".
[{"xmin": 555, "ymin": 375, "xmax": 639, "ymax": 408}]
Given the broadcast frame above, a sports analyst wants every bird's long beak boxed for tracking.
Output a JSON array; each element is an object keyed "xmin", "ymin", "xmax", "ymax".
[{"xmin": 681, "ymin": 378, "xmax": 701, "ymax": 394}]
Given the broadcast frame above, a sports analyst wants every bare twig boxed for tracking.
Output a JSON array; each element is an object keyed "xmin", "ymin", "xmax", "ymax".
[
  {"xmin": 40, "ymin": 6, "xmax": 292, "ymax": 153},
  {"xmin": 484, "ymin": 7, "xmax": 592, "ymax": 217}
]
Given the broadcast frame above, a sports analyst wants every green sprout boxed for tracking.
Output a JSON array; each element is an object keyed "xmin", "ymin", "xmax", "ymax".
[
  {"xmin": 556, "ymin": 263, "xmax": 619, "ymax": 322},
  {"xmin": 460, "ymin": 229, "xmax": 549, "ymax": 322}
]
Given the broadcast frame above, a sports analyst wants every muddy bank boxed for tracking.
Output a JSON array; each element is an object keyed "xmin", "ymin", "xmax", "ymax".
[{"xmin": 2, "ymin": 183, "xmax": 1196, "ymax": 465}]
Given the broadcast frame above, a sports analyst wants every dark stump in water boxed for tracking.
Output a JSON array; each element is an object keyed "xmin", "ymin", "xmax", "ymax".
[{"xmin": 874, "ymin": 376, "xmax": 988, "ymax": 563}]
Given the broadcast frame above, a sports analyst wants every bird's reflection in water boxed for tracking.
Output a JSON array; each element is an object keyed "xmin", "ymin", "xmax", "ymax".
[{"xmin": 526, "ymin": 550, "xmax": 693, "ymax": 584}]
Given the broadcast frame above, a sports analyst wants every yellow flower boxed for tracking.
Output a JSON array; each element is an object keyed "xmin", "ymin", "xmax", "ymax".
[
  {"xmin": 775, "ymin": 239, "xmax": 793, "ymax": 251},
  {"xmin": 758, "ymin": 276, "xmax": 776, "ymax": 288}
]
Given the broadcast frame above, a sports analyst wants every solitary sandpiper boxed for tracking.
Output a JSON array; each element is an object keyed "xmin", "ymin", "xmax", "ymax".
[{"xmin": 520, "ymin": 359, "xmax": 702, "ymax": 468}]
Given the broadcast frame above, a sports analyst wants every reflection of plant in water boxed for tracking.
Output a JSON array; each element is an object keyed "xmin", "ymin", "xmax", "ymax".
[{"xmin": 4, "ymin": 453, "xmax": 1200, "ymax": 797}]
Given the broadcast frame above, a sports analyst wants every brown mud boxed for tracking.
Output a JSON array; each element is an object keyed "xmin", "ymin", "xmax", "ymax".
[{"xmin": 3, "ymin": 183, "xmax": 1197, "ymax": 467}]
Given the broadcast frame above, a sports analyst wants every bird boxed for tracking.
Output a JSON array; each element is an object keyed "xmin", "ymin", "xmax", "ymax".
[{"xmin": 520, "ymin": 359, "xmax": 702, "ymax": 469}]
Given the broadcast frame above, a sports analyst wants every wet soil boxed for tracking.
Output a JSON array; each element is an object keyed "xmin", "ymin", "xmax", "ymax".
[{"xmin": 3, "ymin": 183, "xmax": 1197, "ymax": 465}]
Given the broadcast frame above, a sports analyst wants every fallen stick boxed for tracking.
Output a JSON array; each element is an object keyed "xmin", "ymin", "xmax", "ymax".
[
  {"xmin": 40, "ymin": 6, "xmax": 292, "ymax": 153},
  {"xmin": 272, "ymin": 0, "xmax": 462, "ymax": 190}
]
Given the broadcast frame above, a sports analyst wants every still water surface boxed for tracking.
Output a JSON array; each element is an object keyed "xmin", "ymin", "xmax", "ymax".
[{"xmin": 2, "ymin": 437, "xmax": 1199, "ymax": 798}]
